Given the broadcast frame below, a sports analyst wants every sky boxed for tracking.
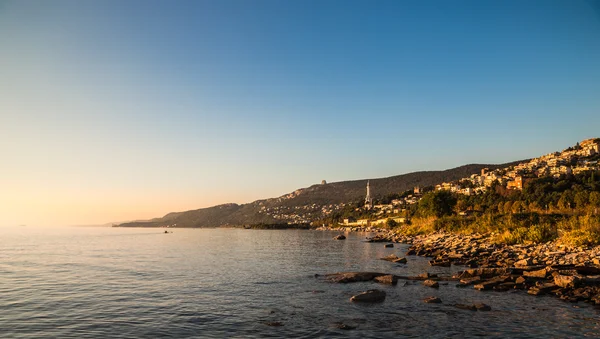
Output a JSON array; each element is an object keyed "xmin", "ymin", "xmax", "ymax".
[{"xmin": 1, "ymin": 0, "xmax": 600, "ymax": 227}]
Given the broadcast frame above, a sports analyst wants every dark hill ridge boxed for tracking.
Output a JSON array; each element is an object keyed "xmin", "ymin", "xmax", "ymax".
[{"xmin": 117, "ymin": 161, "xmax": 523, "ymax": 228}]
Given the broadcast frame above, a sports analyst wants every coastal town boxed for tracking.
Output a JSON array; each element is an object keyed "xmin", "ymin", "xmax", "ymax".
[{"xmin": 255, "ymin": 138, "xmax": 600, "ymax": 228}]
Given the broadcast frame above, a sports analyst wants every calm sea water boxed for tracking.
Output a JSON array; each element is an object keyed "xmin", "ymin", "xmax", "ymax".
[{"xmin": 1, "ymin": 226, "xmax": 599, "ymax": 338}]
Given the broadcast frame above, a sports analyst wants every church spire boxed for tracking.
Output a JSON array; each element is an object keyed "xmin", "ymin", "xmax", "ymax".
[{"xmin": 365, "ymin": 180, "xmax": 372, "ymax": 207}]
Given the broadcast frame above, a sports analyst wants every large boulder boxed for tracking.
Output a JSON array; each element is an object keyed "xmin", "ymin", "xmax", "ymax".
[
  {"xmin": 350, "ymin": 289, "xmax": 386, "ymax": 303},
  {"xmin": 554, "ymin": 274, "xmax": 582, "ymax": 288}
]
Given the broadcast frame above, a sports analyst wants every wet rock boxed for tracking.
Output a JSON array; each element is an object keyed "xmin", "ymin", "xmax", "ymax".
[
  {"xmin": 474, "ymin": 303, "xmax": 492, "ymax": 311},
  {"xmin": 374, "ymin": 274, "xmax": 398, "ymax": 285},
  {"xmin": 418, "ymin": 272, "xmax": 437, "ymax": 279},
  {"xmin": 424, "ymin": 296, "xmax": 442, "ymax": 303},
  {"xmin": 456, "ymin": 268, "xmax": 511, "ymax": 280},
  {"xmin": 429, "ymin": 259, "xmax": 451, "ymax": 267},
  {"xmin": 334, "ymin": 234, "xmax": 346, "ymax": 240},
  {"xmin": 473, "ymin": 276, "xmax": 511, "ymax": 291},
  {"xmin": 350, "ymin": 289, "xmax": 386, "ymax": 303},
  {"xmin": 394, "ymin": 257, "xmax": 408, "ymax": 264},
  {"xmin": 380, "ymin": 254, "xmax": 400, "ymax": 262},
  {"xmin": 455, "ymin": 304, "xmax": 477, "ymax": 311},
  {"xmin": 527, "ymin": 283, "xmax": 557, "ymax": 296},
  {"xmin": 423, "ymin": 280, "xmax": 439, "ymax": 288},
  {"xmin": 459, "ymin": 276, "xmax": 482, "ymax": 286},
  {"xmin": 384, "ymin": 243, "xmax": 394, "ymax": 248}
]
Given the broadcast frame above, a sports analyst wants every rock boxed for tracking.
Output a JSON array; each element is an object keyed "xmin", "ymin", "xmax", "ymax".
[
  {"xmin": 418, "ymin": 272, "xmax": 437, "ymax": 279},
  {"xmin": 429, "ymin": 259, "xmax": 451, "ymax": 267},
  {"xmin": 515, "ymin": 258, "xmax": 533, "ymax": 267},
  {"xmin": 334, "ymin": 234, "xmax": 346, "ymax": 240},
  {"xmin": 380, "ymin": 254, "xmax": 400, "ymax": 262},
  {"xmin": 515, "ymin": 276, "xmax": 527, "ymax": 285},
  {"xmin": 455, "ymin": 304, "xmax": 477, "ymax": 311},
  {"xmin": 423, "ymin": 280, "xmax": 439, "ymax": 288},
  {"xmin": 459, "ymin": 276, "xmax": 482, "ymax": 286},
  {"xmin": 474, "ymin": 303, "xmax": 492, "ymax": 311},
  {"xmin": 406, "ymin": 249, "xmax": 417, "ymax": 256},
  {"xmin": 456, "ymin": 268, "xmax": 511, "ymax": 280},
  {"xmin": 326, "ymin": 272, "xmax": 386, "ymax": 283},
  {"xmin": 424, "ymin": 296, "xmax": 442, "ymax": 303},
  {"xmin": 473, "ymin": 276, "xmax": 511, "ymax": 291},
  {"xmin": 554, "ymin": 274, "xmax": 582, "ymax": 288},
  {"xmin": 527, "ymin": 283, "xmax": 557, "ymax": 296},
  {"xmin": 393, "ymin": 257, "xmax": 408, "ymax": 264},
  {"xmin": 374, "ymin": 275, "xmax": 398, "ymax": 285},
  {"xmin": 523, "ymin": 268, "xmax": 547, "ymax": 279},
  {"xmin": 448, "ymin": 251, "xmax": 464, "ymax": 259},
  {"xmin": 384, "ymin": 243, "xmax": 394, "ymax": 248},
  {"xmin": 350, "ymin": 289, "xmax": 387, "ymax": 303}
]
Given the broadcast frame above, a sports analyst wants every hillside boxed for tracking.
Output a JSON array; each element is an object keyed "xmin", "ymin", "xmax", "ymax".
[{"xmin": 116, "ymin": 162, "xmax": 523, "ymax": 228}]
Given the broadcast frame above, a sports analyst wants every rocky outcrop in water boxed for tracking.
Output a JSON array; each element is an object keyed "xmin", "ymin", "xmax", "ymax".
[
  {"xmin": 324, "ymin": 229, "xmax": 600, "ymax": 305},
  {"xmin": 350, "ymin": 289, "xmax": 386, "ymax": 302}
]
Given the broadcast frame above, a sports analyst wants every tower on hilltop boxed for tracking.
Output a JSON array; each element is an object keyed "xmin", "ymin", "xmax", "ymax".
[{"xmin": 365, "ymin": 180, "xmax": 373, "ymax": 209}]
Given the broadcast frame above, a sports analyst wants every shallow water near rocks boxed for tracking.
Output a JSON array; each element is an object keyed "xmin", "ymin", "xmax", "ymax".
[{"xmin": 1, "ymin": 226, "xmax": 599, "ymax": 338}]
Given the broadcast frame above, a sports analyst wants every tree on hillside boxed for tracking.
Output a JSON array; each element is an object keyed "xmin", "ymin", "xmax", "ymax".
[
  {"xmin": 512, "ymin": 201, "xmax": 523, "ymax": 214},
  {"xmin": 503, "ymin": 201, "xmax": 513, "ymax": 214},
  {"xmin": 574, "ymin": 191, "xmax": 589, "ymax": 209},
  {"xmin": 417, "ymin": 191, "xmax": 457, "ymax": 218},
  {"xmin": 455, "ymin": 198, "xmax": 469, "ymax": 213},
  {"xmin": 590, "ymin": 191, "xmax": 600, "ymax": 207}
]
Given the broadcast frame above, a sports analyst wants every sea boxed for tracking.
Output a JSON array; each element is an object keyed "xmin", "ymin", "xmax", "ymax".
[{"xmin": 1, "ymin": 226, "xmax": 599, "ymax": 338}]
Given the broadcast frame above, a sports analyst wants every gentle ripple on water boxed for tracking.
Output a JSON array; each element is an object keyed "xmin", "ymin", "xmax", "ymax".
[{"xmin": 1, "ymin": 226, "xmax": 599, "ymax": 338}]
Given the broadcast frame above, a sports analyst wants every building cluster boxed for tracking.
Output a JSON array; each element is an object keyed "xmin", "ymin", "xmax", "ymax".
[
  {"xmin": 257, "ymin": 202, "xmax": 347, "ymax": 224},
  {"xmin": 435, "ymin": 138, "xmax": 600, "ymax": 195}
]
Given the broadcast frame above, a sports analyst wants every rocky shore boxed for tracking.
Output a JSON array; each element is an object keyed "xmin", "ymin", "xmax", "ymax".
[{"xmin": 318, "ymin": 226, "xmax": 600, "ymax": 306}]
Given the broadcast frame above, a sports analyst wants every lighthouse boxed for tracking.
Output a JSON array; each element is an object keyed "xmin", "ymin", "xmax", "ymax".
[{"xmin": 365, "ymin": 180, "xmax": 373, "ymax": 209}]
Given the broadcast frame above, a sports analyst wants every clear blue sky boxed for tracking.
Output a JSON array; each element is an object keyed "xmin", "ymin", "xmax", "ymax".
[{"xmin": 1, "ymin": 0, "xmax": 599, "ymax": 226}]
